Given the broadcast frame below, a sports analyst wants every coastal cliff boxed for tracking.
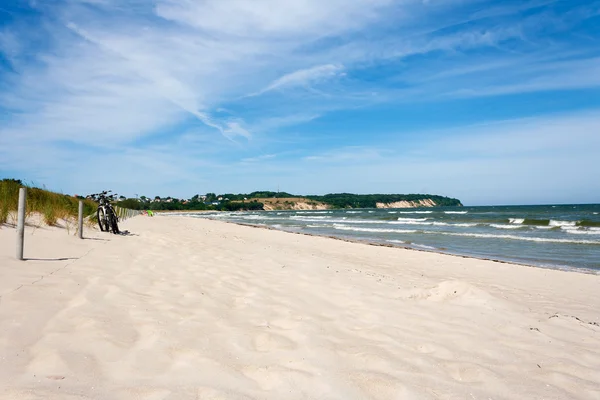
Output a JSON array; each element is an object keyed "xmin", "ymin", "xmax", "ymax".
[
  {"xmin": 376, "ymin": 199, "xmax": 438, "ymax": 208},
  {"xmin": 262, "ymin": 200, "xmax": 329, "ymax": 211},
  {"xmin": 256, "ymin": 196, "xmax": 459, "ymax": 210},
  {"xmin": 251, "ymin": 197, "xmax": 330, "ymax": 211}
]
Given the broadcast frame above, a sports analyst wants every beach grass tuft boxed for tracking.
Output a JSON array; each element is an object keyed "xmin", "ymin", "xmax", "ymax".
[{"xmin": 0, "ymin": 178, "xmax": 97, "ymax": 228}]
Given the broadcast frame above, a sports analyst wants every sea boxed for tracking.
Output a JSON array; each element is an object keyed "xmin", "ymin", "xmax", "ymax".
[{"xmin": 177, "ymin": 204, "xmax": 600, "ymax": 273}]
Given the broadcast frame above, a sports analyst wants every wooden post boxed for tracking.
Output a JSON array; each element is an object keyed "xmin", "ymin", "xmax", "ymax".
[
  {"xmin": 16, "ymin": 187, "xmax": 26, "ymax": 260},
  {"xmin": 78, "ymin": 201, "xmax": 84, "ymax": 239}
]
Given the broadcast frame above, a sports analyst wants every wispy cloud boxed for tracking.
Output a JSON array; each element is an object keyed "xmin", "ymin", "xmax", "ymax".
[{"xmin": 251, "ymin": 64, "xmax": 344, "ymax": 96}]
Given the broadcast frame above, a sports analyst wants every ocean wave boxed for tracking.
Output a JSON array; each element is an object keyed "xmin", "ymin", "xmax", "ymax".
[
  {"xmin": 390, "ymin": 220, "xmax": 476, "ymax": 227},
  {"xmin": 390, "ymin": 220, "xmax": 431, "ymax": 225},
  {"xmin": 430, "ymin": 231, "xmax": 599, "ymax": 245},
  {"xmin": 506, "ymin": 218, "xmax": 585, "ymax": 228},
  {"xmin": 387, "ymin": 239, "xmax": 406, "ymax": 244},
  {"xmin": 388, "ymin": 211, "xmax": 398, "ymax": 214},
  {"xmin": 333, "ymin": 224, "xmax": 417, "ymax": 234},
  {"xmin": 290, "ymin": 215, "xmax": 331, "ymax": 220},
  {"xmin": 397, "ymin": 217, "xmax": 429, "ymax": 222},
  {"xmin": 490, "ymin": 224, "xmax": 525, "ymax": 229},
  {"xmin": 564, "ymin": 229, "xmax": 600, "ymax": 235},
  {"xmin": 549, "ymin": 220, "xmax": 577, "ymax": 228},
  {"xmin": 346, "ymin": 211, "xmax": 363, "ymax": 214},
  {"xmin": 239, "ymin": 215, "xmax": 279, "ymax": 220},
  {"xmin": 398, "ymin": 211, "xmax": 433, "ymax": 214},
  {"xmin": 294, "ymin": 218, "xmax": 381, "ymax": 224},
  {"xmin": 436, "ymin": 222, "xmax": 478, "ymax": 227},
  {"xmin": 412, "ymin": 243, "xmax": 438, "ymax": 250},
  {"xmin": 444, "ymin": 211, "xmax": 468, "ymax": 214},
  {"xmin": 577, "ymin": 220, "xmax": 600, "ymax": 227}
]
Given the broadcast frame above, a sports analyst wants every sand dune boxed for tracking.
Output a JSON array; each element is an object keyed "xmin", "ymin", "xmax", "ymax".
[{"xmin": 1, "ymin": 216, "xmax": 599, "ymax": 399}]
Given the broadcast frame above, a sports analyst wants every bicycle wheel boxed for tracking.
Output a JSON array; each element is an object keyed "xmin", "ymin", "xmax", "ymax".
[
  {"xmin": 97, "ymin": 207, "xmax": 109, "ymax": 232},
  {"xmin": 109, "ymin": 212, "xmax": 120, "ymax": 234}
]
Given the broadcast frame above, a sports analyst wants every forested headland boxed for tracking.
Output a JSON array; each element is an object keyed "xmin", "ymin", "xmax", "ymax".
[{"xmin": 115, "ymin": 191, "xmax": 462, "ymax": 211}]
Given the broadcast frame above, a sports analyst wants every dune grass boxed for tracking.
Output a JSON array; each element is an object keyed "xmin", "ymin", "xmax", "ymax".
[{"xmin": 0, "ymin": 179, "xmax": 97, "ymax": 226}]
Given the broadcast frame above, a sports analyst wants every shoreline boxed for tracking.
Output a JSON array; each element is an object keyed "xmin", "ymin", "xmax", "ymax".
[{"xmin": 177, "ymin": 215, "xmax": 600, "ymax": 276}]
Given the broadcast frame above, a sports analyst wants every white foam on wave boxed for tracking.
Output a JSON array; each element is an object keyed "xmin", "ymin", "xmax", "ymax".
[
  {"xmin": 399, "ymin": 211, "xmax": 433, "ymax": 214},
  {"xmin": 387, "ymin": 239, "xmax": 406, "ymax": 244},
  {"xmin": 444, "ymin": 211, "xmax": 468, "ymax": 214},
  {"xmin": 435, "ymin": 222, "xmax": 477, "ymax": 227},
  {"xmin": 549, "ymin": 220, "xmax": 577, "ymax": 228},
  {"xmin": 412, "ymin": 243, "xmax": 437, "ymax": 250},
  {"xmin": 290, "ymin": 215, "xmax": 331, "ymax": 220},
  {"xmin": 333, "ymin": 224, "xmax": 417, "ymax": 234},
  {"xmin": 390, "ymin": 220, "xmax": 432, "ymax": 225},
  {"xmin": 564, "ymin": 229, "xmax": 600, "ymax": 235},
  {"xmin": 490, "ymin": 224, "xmax": 525, "ymax": 230},
  {"xmin": 239, "ymin": 215, "xmax": 278, "ymax": 220},
  {"xmin": 346, "ymin": 211, "xmax": 363, "ymax": 214},
  {"xmin": 388, "ymin": 211, "xmax": 398, "ymax": 214},
  {"xmin": 294, "ymin": 218, "xmax": 381, "ymax": 224},
  {"xmin": 390, "ymin": 220, "xmax": 476, "ymax": 227},
  {"xmin": 429, "ymin": 231, "xmax": 599, "ymax": 244},
  {"xmin": 509, "ymin": 218, "xmax": 524, "ymax": 224}
]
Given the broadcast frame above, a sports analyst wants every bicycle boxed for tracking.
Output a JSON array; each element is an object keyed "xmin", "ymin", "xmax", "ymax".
[{"xmin": 90, "ymin": 190, "xmax": 120, "ymax": 234}]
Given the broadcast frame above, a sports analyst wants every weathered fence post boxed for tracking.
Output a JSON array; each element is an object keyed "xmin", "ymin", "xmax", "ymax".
[
  {"xmin": 78, "ymin": 201, "xmax": 84, "ymax": 239},
  {"xmin": 16, "ymin": 187, "xmax": 26, "ymax": 260}
]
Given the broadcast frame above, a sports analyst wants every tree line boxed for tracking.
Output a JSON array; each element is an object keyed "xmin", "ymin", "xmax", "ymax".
[{"xmin": 114, "ymin": 191, "xmax": 461, "ymax": 211}]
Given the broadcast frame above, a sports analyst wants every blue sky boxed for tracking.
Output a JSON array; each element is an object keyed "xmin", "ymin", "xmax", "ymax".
[{"xmin": 0, "ymin": 0, "xmax": 599, "ymax": 205}]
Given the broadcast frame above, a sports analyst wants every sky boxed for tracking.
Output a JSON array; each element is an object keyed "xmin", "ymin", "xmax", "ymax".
[{"xmin": 0, "ymin": 0, "xmax": 599, "ymax": 206}]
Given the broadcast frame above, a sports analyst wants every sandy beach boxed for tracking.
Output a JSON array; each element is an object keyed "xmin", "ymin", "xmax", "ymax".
[{"xmin": 1, "ymin": 215, "xmax": 599, "ymax": 399}]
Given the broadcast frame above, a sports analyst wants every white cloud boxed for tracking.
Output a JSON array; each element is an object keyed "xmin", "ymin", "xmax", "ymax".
[
  {"xmin": 154, "ymin": 0, "xmax": 394, "ymax": 38},
  {"xmin": 252, "ymin": 64, "xmax": 344, "ymax": 96}
]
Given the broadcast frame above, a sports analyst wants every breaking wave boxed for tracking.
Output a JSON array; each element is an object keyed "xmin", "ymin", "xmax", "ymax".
[{"xmin": 333, "ymin": 224, "xmax": 417, "ymax": 234}]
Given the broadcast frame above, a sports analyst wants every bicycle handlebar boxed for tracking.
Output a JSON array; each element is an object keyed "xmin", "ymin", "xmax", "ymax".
[{"xmin": 88, "ymin": 190, "xmax": 118, "ymax": 203}]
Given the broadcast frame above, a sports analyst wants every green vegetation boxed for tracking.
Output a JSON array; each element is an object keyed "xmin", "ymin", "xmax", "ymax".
[
  {"xmin": 115, "ymin": 196, "xmax": 264, "ymax": 212},
  {"xmin": 120, "ymin": 190, "xmax": 461, "ymax": 211},
  {"xmin": 0, "ymin": 178, "xmax": 97, "ymax": 226}
]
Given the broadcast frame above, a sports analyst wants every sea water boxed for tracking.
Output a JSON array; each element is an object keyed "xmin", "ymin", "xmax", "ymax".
[{"xmin": 179, "ymin": 204, "xmax": 600, "ymax": 273}]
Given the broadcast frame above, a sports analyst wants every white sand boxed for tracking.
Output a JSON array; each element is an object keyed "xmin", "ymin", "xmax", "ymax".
[{"xmin": 1, "ymin": 216, "xmax": 599, "ymax": 399}]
